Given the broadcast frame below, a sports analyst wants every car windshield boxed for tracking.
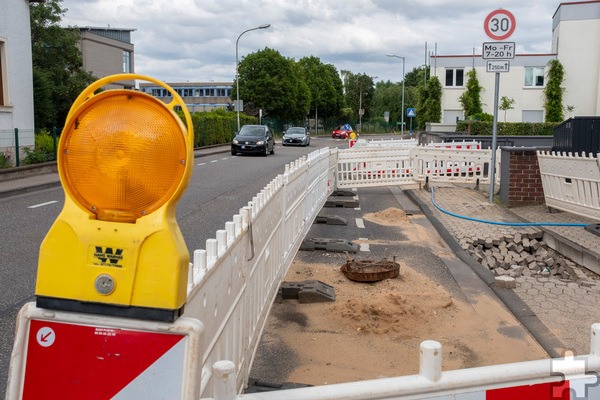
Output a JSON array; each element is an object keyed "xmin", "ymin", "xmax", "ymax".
[
  {"xmin": 286, "ymin": 128, "xmax": 306, "ymax": 136},
  {"xmin": 238, "ymin": 126, "xmax": 265, "ymax": 136}
]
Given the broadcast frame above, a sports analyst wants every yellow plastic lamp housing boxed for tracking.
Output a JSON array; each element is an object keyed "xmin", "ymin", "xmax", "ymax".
[{"xmin": 35, "ymin": 74, "xmax": 194, "ymax": 321}]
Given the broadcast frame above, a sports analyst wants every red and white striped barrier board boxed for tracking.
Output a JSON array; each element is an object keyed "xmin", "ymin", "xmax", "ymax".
[{"xmin": 6, "ymin": 303, "xmax": 203, "ymax": 400}]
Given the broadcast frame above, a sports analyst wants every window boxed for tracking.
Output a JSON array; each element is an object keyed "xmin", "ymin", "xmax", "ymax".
[
  {"xmin": 445, "ymin": 68, "xmax": 464, "ymax": 87},
  {"xmin": 122, "ymin": 51, "xmax": 131, "ymax": 73},
  {"xmin": 205, "ymin": 88, "xmax": 215, "ymax": 97},
  {"xmin": 0, "ymin": 41, "xmax": 6, "ymax": 106},
  {"xmin": 524, "ymin": 67, "xmax": 544, "ymax": 87}
]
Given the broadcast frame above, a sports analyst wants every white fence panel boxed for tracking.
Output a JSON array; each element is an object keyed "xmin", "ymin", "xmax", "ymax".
[
  {"xmin": 411, "ymin": 147, "xmax": 492, "ymax": 184},
  {"xmin": 352, "ymin": 137, "xmax": 419, "ymax": 148},
  {"xmin": 183, "ymin": 148, "xmax": 332, "ymax": 398},
  {"xmin": 538, "ymin": 151, "xmax": 600, "ymax": 221},
  {"xmin": 336, "ymin": 147, "xmax": 415, "ymax": 188}
]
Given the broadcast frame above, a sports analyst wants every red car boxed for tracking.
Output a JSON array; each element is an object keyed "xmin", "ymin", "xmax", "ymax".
[{"xmin": 332, "ymin": 125, "xmax": 351, "ymax": 139}]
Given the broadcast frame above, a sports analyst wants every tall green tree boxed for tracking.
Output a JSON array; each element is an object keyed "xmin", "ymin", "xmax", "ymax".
[
  {"xmin": 404, "ymin": 66, "xmax": 429, "ymax": 88},
  {"xmin": 341, "ymin": 71, "xmax": 376, "ymax": 121},
  {"xmin": 544, "ymin": 59, "xmax": 565, "ymax": 122},
  {"xmin": 30, "ymin": 0, "xmax": 95, "ymax": 129},
  {"xmin": 458, "ymin": 68, "xmax": 483, "ymax": 118},
  {"xmin": 297, "ymin": 56, "xmax": 344, "ymax": 121},
  {"xmin": 235, "ymin": 48, "xmax": 310, "ymax": 125},
  {"xmin": 416, "ymin": 76, "xmax": 442, "ymax": 130}
]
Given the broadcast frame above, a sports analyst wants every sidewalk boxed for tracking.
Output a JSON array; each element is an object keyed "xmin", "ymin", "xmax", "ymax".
[{"xmin": 409, "ymin": 185, "xmax": 600, "ymax": 356}]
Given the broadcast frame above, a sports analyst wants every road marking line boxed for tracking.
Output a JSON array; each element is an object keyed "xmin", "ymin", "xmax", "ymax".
[
  {"xmin": 197, "ymin": 162, "xmax": 206, "ymax": 166},
  {"xmin": 210, "ymin": 160, "xmax": 218, "ymax": 163},
  {"xmin": 358, "ymin": 238, "xmax": 370, "ymax": 252},
  {"xmin": 28, "ymin": 201, "xmax": 58, "ymax": 209},
  {"xmin": 221, "ymin": 157, "xmax": 228, "ymax": 160},
  {"xmin": 356, "ymin": 218, "xmax": 365, "ymax": 229}
]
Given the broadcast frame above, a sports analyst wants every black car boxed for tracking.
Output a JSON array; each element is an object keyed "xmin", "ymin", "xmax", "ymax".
[
  {"xmin": 282, "ymin": 127, "xmax": 310, "ymax": 146},
  {"xmin": 231, "ymin": 125, "xmax": 275, "ymax": 156}
]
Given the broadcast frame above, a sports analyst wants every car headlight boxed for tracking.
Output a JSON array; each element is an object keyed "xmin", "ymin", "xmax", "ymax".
[
  {"xmin": 232, "ymin": 139, "xmax": 239, "ymax": 144},
  {"xmin": 256, "ymin": 140, "xmax": 265, "ymax": 145},
  {"xmin": 283, "ymin": 136, "xmax": 289, "ymax": 140}
]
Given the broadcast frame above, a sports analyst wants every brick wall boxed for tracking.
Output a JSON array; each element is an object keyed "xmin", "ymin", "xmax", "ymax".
[{"xmin": 506, "ymin": 149, "xmax": 546, "ymax": 207}]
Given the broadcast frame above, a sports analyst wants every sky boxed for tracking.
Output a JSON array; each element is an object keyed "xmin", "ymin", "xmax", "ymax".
[{"xmin": 59, "ymin": 0, "xmax": 562, "ymax": 85}]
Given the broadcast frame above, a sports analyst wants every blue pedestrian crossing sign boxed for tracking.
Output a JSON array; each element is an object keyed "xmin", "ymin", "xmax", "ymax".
[{"xmin": 407, "ymin": 108, "xmax": 416, "ymax": 117}]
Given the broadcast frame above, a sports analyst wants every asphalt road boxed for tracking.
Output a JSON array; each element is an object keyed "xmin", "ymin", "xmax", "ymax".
[{"xmin": 0, "ymin": 137, "xmax": 348, "ymax": 396}]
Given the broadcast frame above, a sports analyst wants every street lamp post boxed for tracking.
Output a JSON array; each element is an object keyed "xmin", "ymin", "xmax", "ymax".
[
  {"xmin": 386, "ymin": 54, "xmax": 405, "ymax": 135},
  {"xmin": 236, "ymin": 24, "xmax": 270, "ymax": 132}
]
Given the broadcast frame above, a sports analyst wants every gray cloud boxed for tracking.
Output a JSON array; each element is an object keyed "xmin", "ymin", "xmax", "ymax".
[{"xmin": 61, "ymin": 0, "xmax": 558, "ymax": 83}]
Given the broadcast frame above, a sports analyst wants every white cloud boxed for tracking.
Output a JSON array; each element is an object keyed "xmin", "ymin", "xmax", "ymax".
[{"xmin": 60, "ymin": 0, "xmax": 559, "ymax": 83}]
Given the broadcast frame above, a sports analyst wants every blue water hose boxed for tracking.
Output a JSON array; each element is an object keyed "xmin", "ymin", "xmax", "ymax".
[{"xmin": 430, "ymin": 186, "xmax": 588, "ymax": 227}]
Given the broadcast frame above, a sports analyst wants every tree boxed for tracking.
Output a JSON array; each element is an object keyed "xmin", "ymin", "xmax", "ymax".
[
  {"xmin": 499, "ymin": 96, "xmax": 515, "ymax": 122},
  {"xmin": 30, "ymin": 0, "xmax": 95, "ymax": 129},
  {"xmin": 416, "ymin": 76, "xmax": 442, "ymax": 130},
  {"xmin": 341, "ymin": 71, "xmax": 376, "ymax": 121},
  {"xmin": 458, "ymin": 69, "xmax": 483, "ymax": 118},
  {"xmin": 297, "ymin": 56, "xmax": 344, "ymax": 122},
  {"xmin": 404, "ymin": 66, "xmax": 429, "ymax": 88},
  {"xmin": 544, "ymin": 59, "xmax": 565, "ymax": 122},
  {"xmin": 235, "ymin": 48, "xmax": 310, "ymax": 125}
]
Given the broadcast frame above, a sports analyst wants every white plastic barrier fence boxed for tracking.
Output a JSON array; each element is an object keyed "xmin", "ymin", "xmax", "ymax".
[
  {"xmin": 351, "ymin": 137, "xmax": 419, "ymax": 148},
  {"xmin": 537, "ymin": 151, "xmax": 600, "ymax": 221},
  {"xmin": 208, "ymin": 324, "xmax": 600, "ymax": 400},
  {"xmin": 336, "ymin": 145, "xmax": 496, "ymax": 188},
  {"xmin": 411, "ymin": 147, "xmax": 493, "ymax": 184},
  {"xmin": 427, "ymin": 140, "xmax": 482, "ymax": 149},
  {"xmin": 336, "ymin": 146, "xmax": 415, "ymax": 188},
  {"xmin": 182, "ymin": 147, "xmax": 334, "ymax": 397}
]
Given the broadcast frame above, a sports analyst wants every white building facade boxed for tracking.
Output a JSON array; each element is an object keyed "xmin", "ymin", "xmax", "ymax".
[
  {"xmin": 0, "ymin": 0, "xmax": 37, "ymax": 154},
  {"xmin": 431, "ymin": 0, "xmax": 600, "ymax": 125}
]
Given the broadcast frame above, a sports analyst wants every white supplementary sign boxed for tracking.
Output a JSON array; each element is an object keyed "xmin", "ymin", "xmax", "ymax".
[
  {"xmin": 482, "ymin": 42, "xmax": 515, "ymax": 59},
  {"xmin": 486, "ymin": 60, "xmax": 510, "ymax": 73},
  {"xmin": 484, "ymin": 9, "xmax": 516, "ymax": 41}
]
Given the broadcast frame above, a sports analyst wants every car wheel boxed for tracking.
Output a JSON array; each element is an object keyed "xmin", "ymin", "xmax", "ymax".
[
  {"xmin": 231, "ymin": 150, "xmax": 236, "ymax": 156},
  {"xmin": 270, "ymin": 145, "xmax": 275, "ymax": 155},
  {"xmin": 262, "ymin": 146, "xmax": 268, "ymax": 157}
]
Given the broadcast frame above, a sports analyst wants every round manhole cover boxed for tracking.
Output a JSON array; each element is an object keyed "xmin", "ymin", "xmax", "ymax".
[{"xmin": 341, "ymin": 258, "xmax": 400, "ymax": 282}]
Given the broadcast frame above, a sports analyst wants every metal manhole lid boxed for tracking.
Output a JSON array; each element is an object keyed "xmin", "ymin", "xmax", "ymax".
[{"xmin": 340, "ymin": 258, "xmax": 400, "ymax": 282}]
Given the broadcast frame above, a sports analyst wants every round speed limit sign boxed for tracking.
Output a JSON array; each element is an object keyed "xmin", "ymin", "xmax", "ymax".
[{"xmin": 484, "ymin": 9, "xmax": 516, "ymax": 40}]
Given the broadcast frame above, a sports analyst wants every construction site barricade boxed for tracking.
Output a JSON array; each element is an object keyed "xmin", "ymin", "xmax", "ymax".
[{"xmin": 538, "ymin": 150, "xmax": 600, "ymax": 221}]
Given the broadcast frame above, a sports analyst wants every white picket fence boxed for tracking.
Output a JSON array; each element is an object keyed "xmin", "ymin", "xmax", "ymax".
[
  {"xmin": 537, "ymin": 151, "xmax": 600, "ymax": 221},
  {"xmin": 183, "ymin": 147, "xmax": 335, "ymax": 398}
]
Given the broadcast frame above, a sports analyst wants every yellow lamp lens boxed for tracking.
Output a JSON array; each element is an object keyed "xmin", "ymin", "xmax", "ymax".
[{"xmin": 60, "ymin": 91, "xmax": 187, "ymax": 222}]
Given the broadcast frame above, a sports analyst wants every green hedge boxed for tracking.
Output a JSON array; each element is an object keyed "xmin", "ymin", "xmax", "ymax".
[
  {"xmin": 178, "ymin": 109, "xmax": 258, "ymax": 147},
  {"xmin": 455, "ymin": 120, "xmax": 558, "ymax": 136}
]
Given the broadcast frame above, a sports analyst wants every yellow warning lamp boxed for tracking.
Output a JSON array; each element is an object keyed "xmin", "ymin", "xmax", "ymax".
[{"xmin": 35, "ymin": 74, "xmax": 194, "ymax": 321}]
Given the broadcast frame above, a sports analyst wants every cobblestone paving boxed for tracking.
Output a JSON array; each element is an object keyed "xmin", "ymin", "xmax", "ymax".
[{"xmin": 411, "ymin": 185, "xmax": 600, "ymax": 355}]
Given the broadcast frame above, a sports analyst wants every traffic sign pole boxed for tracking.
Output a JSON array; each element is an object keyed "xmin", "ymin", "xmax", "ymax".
[
  {"xmin": 489, "ymin": 72, "xmax": 500, "ymax": 204},
  {"xmin": 483, "ymin": 9, "xmax": 516, "ymax": 203}
]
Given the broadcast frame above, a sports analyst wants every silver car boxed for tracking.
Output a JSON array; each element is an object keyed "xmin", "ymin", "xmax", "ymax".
[{"xmin": 282, "ymin": 127, "xmax": 310, "ymax": 147}]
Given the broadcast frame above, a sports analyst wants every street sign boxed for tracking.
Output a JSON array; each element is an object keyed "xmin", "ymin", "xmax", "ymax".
[
  {"xmin": 484, "ymin": 9, "xmax": 516, "ymax": 41},
  {"xmin": 407, "ymin": 108, "xmax": 416, "ymax": 117},
  {"xmin": 482, "ymin": 42, "xmax": 515, "ymax": 59},
  {"xmin": 487, "ymin": 60, "xmax": 510, "ymax": 73}
]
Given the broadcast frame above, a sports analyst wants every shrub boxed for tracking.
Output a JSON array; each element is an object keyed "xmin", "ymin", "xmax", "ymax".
[
  {"xmin": 21, "ymin": 129, "xmax": 57, "ymax": 165},
  {"xmin": 455, "ymin": 121, "xmax": 557, "ymax": 136}
]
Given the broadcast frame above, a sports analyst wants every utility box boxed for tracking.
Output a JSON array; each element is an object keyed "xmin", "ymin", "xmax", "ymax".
[{"xmin": 553, "ymin": 116, "xmax": 600, "ymax": 155}]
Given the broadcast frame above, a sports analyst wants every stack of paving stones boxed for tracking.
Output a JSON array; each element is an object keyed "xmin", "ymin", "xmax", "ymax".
[{"xmin": 457, "ymin": 230, "xmax": 595, "ymax": 289}]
